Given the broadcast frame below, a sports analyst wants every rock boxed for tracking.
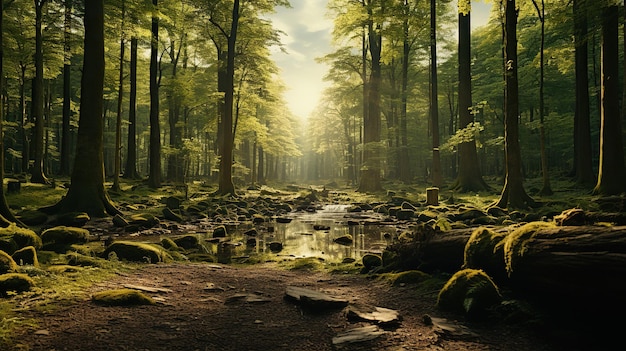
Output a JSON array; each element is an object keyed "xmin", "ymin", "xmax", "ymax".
[
  {"xmin": 12, "ymin": 246, "xmax": 39, "ymax": 267},
  {"xmin": 333, "ymin": 235, "xmax": 353, "ymax": 246},
  {"xmin": 213, "ymin": 225, "xmax": 227, "ymax": 238},
  {"xmin": 268, "ymin": 241, "xmax": 283, "ymax": 252},
  {"xmin": 332, "ymin": 325, "xmax": 385, "ymax": 346},
  {"xmin": 41, "ymin": 226, "xmax": 90, "ymax": 252},
  {"xmin": 56, "ymin": 212, "xmax": 90, "ymax": 227},
  {"xmin": 92, "ymin": 288, "xmax": 155, "ymax": 306},
  {"xmin": 173, "ymin": 235, "xmax": 200, "ymax": 250},
  {"xmin": 165, "ymin": 196, "xmax": 182, "ymax": 210},
  {"xmin": 276, "ymin": 217, "xmax": 292, "ymax": 223},
  {"xmin": 429, "ymin": 316, "xmax": 479, "ymax": 340},
  {"xmin": 244, "ymin": 228, "xmax": 258, "ymax": 237},
  {"xmin": 163, "ymin": 208, "xmax": 184, "ymax": 223},
  {"xmin": 346, "ymin": 304, "xmax": 401, "ymax": 325},
  {"xmin": 102, "ymin": 241, "xmax": 170, "ymax": 263},
  {"xmin": 0, "ymin": 273, "xmax": 35, "ymax": 295},
  {"xmin": 0, "ymin": 250, "xmax": 18, "ymax": 274},
  {"xmin": 112, "ymin": 214, "xmax": 129, "ymax": 227},
  {"xmin": 284, "ymin": 286, "xmax": 348, "ymax": 309},
  {"xmin": 396, "ymin": 209, "xmax": 415, "ymax": 220},
  {"xmin": 362, "ymin": 254, "xmax": 382, "ymax": 270},
  {"xmin": 313, "ymin": 224, "xmax": 330, "ymax": 231},
  {"xmin": 15, "ymin": 209, "xmax": 48, "ymax": 226},
  {"xmin": 225, "ymin": 293, "xmax": 271, "ymax": 304},
  {"xmin": 129, "ymin": 213, "xmax": 160, "ymax": 229}
]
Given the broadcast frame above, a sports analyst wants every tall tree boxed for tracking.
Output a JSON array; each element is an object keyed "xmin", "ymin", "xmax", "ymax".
[
  {"xmin": 124, "ymin": 36, "xmax": 141, "ymax": 179},
  {"xmin": 112, "ymin": 0, "xmax": 126, "ymax": 191},
  {"xmin": 573, "ymin": 0, "xmax": 594, "ymax": 185},
  {"xmin": 148, "ymin": 0, "xmax": 161, "ymax": 188},
  {"xmin": 357, "ymin": 0, "xmax": 383, "ymax": 193},
  {"xmin": 0, "ymin": 0, "xmax": 22, "ymax": 226},
  {"xmin": 593, "ymin": 1, "xmax": 626, "ymax": 195},
  {"xmin": 59, "ymin": 0, "xmax": 72, "ymax": 176},
  {"xmin": 30, "ymin": 0, "xmax": 48, "ymax": 184},
  {"xmin": 43, "ymin": 0, "xmax": 119, "ymax": 216},
  {"xmin": 531, "ymin": 0, "xmax": 552, "ymax": 196},
  {"xmin": 495, "ymin": 0, "xmax": 536, "ymax": 209},
  {"xmin": 452, "ymin": 0, "xmax": 489, "ymax": 192},
  {"xmin": 429, "ymin": 0, "xmax": 442, "ymax": 188}
]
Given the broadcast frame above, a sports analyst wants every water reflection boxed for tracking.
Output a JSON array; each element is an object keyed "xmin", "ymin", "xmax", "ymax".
[{"xmin": 247, "ymin": 204, "xmax": 394, "ymax": 261}]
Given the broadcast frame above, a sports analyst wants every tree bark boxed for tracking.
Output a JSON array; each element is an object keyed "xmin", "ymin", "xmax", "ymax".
[
  {"xmin": 357, "ymin": 1, "xmax": 383, "ymax": 193},
  {"xmin": 60, "ymin": 0, "xmax": 72, "ymax": 176},
  {"xmin": 429, "ymin": 0, "xmax": 442, "ymax": 188},
  {"xmin": 453, "ymin": 7, "xmax": 489, "ymax": 192},
  {"xmin": 593, "ymin": 4, "xmax": 626, "ymax": 195},
  {"xmin": 495, "ymin": 0, "xmax": 535, "ymax": 209},
  {"xmin": 31, "ymin": 0, "xmax": 48, "ymax": 184},
  {"xmin": 112, "ymin": 0, "xmax": 125, "ymax": 192},
  {"xmin": 148, "ymin": 0, "xmax": 161, "ymax": 189},
  {"xmin": 398, "ymin": 0, "xmax": 410, "ymax": 183},
  {"xmin": 43, "ymin": 0, "xmax": 119, "ymax": 217},
  {"xmin": 124, "ymin": 37, "xmax": 140, "ymax": 179}
]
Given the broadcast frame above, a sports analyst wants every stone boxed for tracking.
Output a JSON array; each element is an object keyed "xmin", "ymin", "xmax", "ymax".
[
  {"xmin": 333, "ymin": 235, "xmax": 353, "ymax": 246},
  {"xmin": 284, "ymin": 286, "xmax": 348, "ymax": 309},
  {"xmin": 332, "ymin": 325, "xmax": 385, "ymax": 346},
  {"xmin": 346, "ymin": 304, "xmax": 401, "ymax": 325}
]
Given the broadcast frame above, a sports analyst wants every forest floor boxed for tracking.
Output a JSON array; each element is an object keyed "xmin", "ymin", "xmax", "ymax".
[
  {"xmin": 11, "ymin": 262, "xmax": 561, "ymax": 351},
  {"xmin": 1, "ymin": 178, "xmax": 615, "ymax": 350}
]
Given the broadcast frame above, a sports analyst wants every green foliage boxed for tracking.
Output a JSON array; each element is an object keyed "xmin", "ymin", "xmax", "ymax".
[{"xmin": 91, "ymin": 288, "xmax": 155, "ymax": 306}]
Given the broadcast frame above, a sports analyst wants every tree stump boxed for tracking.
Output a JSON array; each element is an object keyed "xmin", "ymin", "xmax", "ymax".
[{"xmin": 426, "ymin": 187, "xmax": 439, "ymax": 206}]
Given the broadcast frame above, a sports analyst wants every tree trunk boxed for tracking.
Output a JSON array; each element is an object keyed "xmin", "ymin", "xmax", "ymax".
[
  {"xmin": 167, "ymin": 37, "xmax": 183, "ymax": 183},
  {"xmin": 60, "ymin": 0, "xmax": 72, "ymax": 176},
  {"xmin": 148, "ymin": 0, "xmax": 161, "ymax": 189},
  {"xmin": 112, "ymin": 0, "xmax": 125, "ymax": 192},
  {"xmin": 453, "ymin": 7, "xmax": 489, "ymax": 192},
  {"xmin": 43, "ymin": 0, "xmax": 119, "ymax": 217},
  {"xmin": 429, "ymin": 0, "xmax": 442, "ymax": 188},
  {"xmin": 124, "ymin": 37, "xmax": 140, "ymax": 179},
  {"xmin": 215, "ymin": 0, "xmax": 239, "ymax": 196},
  {"xmin": 593, "ymin": 4, "xmax": 626, "ymax": 195},
  {"xmin": 31, "ymin": 0, "xmax": 48, "ymax": 184},
  {"xmin": 0, "ymin": 1, "xmax": 23, "ymax": 226},
  {"xmin": 398, "ymin": 0, "xmax": 410, "ymax": 183},
  {"xmin": 495, "ymin": 0, "xmax": 535, "ymax": 209},
  {"xmin": 573, "ymin": 0, "xmax": 594, "ymax": 186},
  {"xmin": 357, "ymin": 3, "xmax": 383, "ymax": 193},
  {"xmin": 20, "ymin": 65, "xmax": 28, "ymax": 174}
]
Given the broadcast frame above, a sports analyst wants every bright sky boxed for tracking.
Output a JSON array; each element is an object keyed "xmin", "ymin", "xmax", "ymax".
[{"xmin": 268, "ymin": 1, "xmax": 492, "ymax": 121}]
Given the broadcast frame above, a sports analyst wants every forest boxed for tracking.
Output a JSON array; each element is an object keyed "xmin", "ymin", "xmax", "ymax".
[{"xmin": 0, "ymin": 0, "xmax": 626, "ymax": 350}]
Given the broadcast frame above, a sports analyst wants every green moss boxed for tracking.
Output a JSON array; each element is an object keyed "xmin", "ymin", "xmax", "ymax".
[
  {"xmin": 56, "ymin": 212, "xmax": 90, "ymax": 227},
  {"xmin": 160, "ymin": 237, "xmax": 179, "ymax": 250},
  {"xmin": 463, "ymin": 227, "xmax": 508, "ymax": 281},
  {"xmin": 65, "ymin": 252, "xmax": 110, "ymax": 268},
  {"xmin": 129, "ymin": 213, "xmax": 160, "ymax": 228},
  {"xmin": 92, "ymin": 288, "xmax": 155, "ymax": 306},
  {"xmin": 41, "ymin": 226, "xmax": 90, "ymax": 246},
  {"xmin": 0, "ymin": 224, "xmax": 42, "ymax": 251},
  {"xmin": 187, "ymin": 253, "xmax": 216, "ymax": 263},
  {"xmin": 173, "ymin": 235, "xmax": 200, "ymax": 250},
  {"xmin": 0, "ymin": 251, "xmax": 18, "ymax": 274},
  {"xmin": 103, "ymin": 241, "xmax": 171, "ymax": 263},
  {"xmin": 437, "ymin": 268, "xmax": 501, "ymax": 318},
  {"xmin": 385, "ymin": 270, "xmax": 431, "ymax": 286},
  {"xmin": 362, "ymin": 254, "xmax": 382, "ymax": 270},
  {"xmin": 503, "ymin": 221, "xmax": 555, "ymax": 275},
  {"xmin": 47, "ymin": 265, "xmax": 83, "ymax": 274},
  {"xmin": 11, "ymin": 246, "xmax": 39, "ymax": 267},
  {"xmin": 0, "ymin": 273, "xmax": 35, "ymax": 295},
  {"xmin": 283, "ymin": 257, "xmax": 325, "ymax": 271}
]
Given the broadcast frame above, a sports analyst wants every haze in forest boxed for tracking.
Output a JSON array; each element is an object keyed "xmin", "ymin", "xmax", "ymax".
[{"xmin": 269, "ymin": 1, "xmax": 492, "ymax": 121}]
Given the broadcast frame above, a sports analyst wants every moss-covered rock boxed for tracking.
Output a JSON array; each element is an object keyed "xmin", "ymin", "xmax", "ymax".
[
  {"xmin": 160, "ymin": 237, "xmax": 179, "ymax": 251},
  {"xmin": 0, "ymin": 224, "xmax": 42, "ymax": 251},
  {"xmin": 503, "ymin": 221, "xmax": 555, "ymax": 276},
  {"xmin": 187, "ymin": 253, "xmax": 216, "ymax": 263},
  {"xmin": 163, "ymin": 207, "xmax": 184, "ymax": 223},
  {"xmin": 15, "ymin": 209, "xmax": 49, "ymax": 226},
  {"xmin": 92, "ymin": 288, "xmax": 155, "ymax": 306},
  {"xmin": 65, "ymin": 252, "xmax": 109, "ymax": 268},
  {"xmin": 173, "ymin": 235, "xmax": 200, "ymax": 250},
  {"xmin": 362, "ymin": 254, "xmax": 382, "ymax": 270},
  {"xmin": 102, "ymin": 241, "xmax": 170, "ymax": 263},
  {"xmin": 437, "ymin": 268, "xmax": 502, "ymax": 319},
  {"xmin": 463, "ymin": 227, "xmax": 508, "ymax": 282},
  {"xmin": 388, "ymin": 270, "xmax": 431, "ymax": 286},
  {"xmin": 128, "ymin": 213, "xmax": 160, "ymax": 229},
  {"xmin": 0, "ymin": 250, "xmax": 18, "ymax": 274},
  {"xmin": 212, "ymin": 225, "xmax": 227, "ymax": 238},
  {"xmin": 0, "ymin": 273, "xmax": 35, "ymax": 295},
  {"xmin": 12, "ymin": 246, "xmax": 39, "ymax": 267},
  {"xmin": 41, "ymin": 226, "xmax": 90, "ymax": 252},
  {"xmin": 56, "ymin": 212, "xmax": 91, "ymax": 227}
]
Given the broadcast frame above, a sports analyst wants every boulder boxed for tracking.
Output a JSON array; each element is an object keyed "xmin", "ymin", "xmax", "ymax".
[
  {"xmin": 103, "ymin": 241, "xmax": 170, "ymax": 263},
  {"xmin": 12, "ymin": 246, "xmax": 39, "ymax": 267},
  {"xmin": 0, "ymin": 273, "xmax": 35, "ymax": 295},
  {"xmin": 0, "ymin": 250, "xmax": 18, "ymax": 274}
]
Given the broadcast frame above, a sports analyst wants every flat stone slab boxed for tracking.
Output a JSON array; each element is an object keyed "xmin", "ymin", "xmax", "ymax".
[
  {"xmin": 284, "ymin": 286, "xmax": 348, "ymax": 309},
  {"xmin": 224, "ymin": 293, "xmax": 271, "ymax": 304},
  {"xmin": 332, "ymin": 325, "xmax": 385, "ymax": 346},
  {"xmin": 123, "ymin": 284, "xmax": 173, "ymax": 294},
  {"xmin": 428, "ymin": 316, "xmax": 479, "ymax": 340},
  {"xmin": 346, "ymin": 304, "xmax": 401, "ymax": 325}
]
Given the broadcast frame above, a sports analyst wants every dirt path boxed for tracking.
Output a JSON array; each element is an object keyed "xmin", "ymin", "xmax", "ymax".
[{"xmin": 13, "ymin": 263, "xmax": 555, "ymax": 351}]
